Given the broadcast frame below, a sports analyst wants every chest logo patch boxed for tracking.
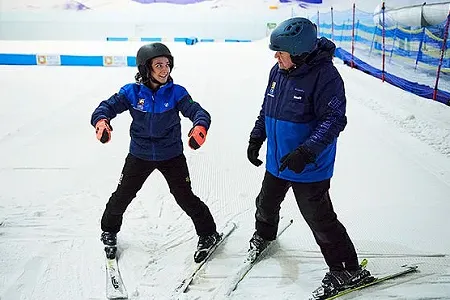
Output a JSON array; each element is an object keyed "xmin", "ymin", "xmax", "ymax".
[
  {"xmin": 267, "ymin": 81, "xmax": 277, "ymax": 97},
  {"xmin": 293, "ymin": 88, "xmax": 305, "ymax": 101},
  {"xmin": 268, "ymin": 81, "xmax": 276, "ymax": 98},
  {"xmin": 137, "ymin": 98, "xmax": 145, "ymax": 110}
]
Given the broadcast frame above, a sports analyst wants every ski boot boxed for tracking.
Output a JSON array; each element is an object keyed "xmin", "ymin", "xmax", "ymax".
[
  {"xmin": 312, "ymin": 263, "xmax": 375, "ymax": 299},
  {"xmin": 247, "ymin": 231, "xmax": 271, "ymax": 263},
  {"xmin": 101, "ymin": 231, "xmax": 117, "ymax": 259},
  {"xmin": 194, "ymin": 232, "xmax": 221, "ymax": 263}
]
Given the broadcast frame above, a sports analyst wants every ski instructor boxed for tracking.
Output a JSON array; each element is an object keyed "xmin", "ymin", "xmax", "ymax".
[
  {"xmin": 91, "ymin": 42, "xmax": 220, "ymax": 263},
  {"xmin": 246, "ymin": 17, "xmax": 374, "ymax": 298}
]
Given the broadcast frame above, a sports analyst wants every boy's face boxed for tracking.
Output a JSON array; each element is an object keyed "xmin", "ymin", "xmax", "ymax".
[
  {"xmin": 274, "ymin": 51, "xmax": 295, "ymax": 70},
  {"xmin": 150, "ymin": 56, "xmax": 171, "ymax": 84}
]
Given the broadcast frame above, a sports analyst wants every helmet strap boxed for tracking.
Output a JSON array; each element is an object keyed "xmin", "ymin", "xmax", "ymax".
[{"xmin": 137, "ymin": 65, "xmax": 150, "ymax": 84}]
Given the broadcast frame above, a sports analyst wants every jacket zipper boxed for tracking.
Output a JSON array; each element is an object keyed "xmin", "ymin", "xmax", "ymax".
[
  {"xmin": 274, "ymin": 75, "xmax": 286, "ymax": 175},
  {"xmin": 151, "ymin": 94, "xmax": 156, "ymax": 160}
]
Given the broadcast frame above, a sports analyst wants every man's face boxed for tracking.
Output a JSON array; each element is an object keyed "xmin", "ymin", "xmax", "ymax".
[
  {"xmin": 150, "ymin": 56, "xmax": 171, "ymax": 84},
  {"xmin": 274, "ymin": 51, "xmax": 295, "ymax": 70}
]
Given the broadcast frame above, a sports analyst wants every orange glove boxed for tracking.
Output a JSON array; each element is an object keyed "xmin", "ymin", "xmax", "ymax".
[
  {"xmin": 188, "ymin": 125, "xmax": 207, "ymax": 150},
  {"xmin": 95, "ymin": 119, "xmax": 112, "ymax": 144}
]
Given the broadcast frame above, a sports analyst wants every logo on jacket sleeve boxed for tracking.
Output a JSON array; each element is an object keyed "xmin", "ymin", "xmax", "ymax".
[
  {"xmin": 328, "ymin": 96, "xmax": 344, "ymax": 115},
  {"xmin": 268, "ymin": 81, "xmax": 276, "ymax": 98}
]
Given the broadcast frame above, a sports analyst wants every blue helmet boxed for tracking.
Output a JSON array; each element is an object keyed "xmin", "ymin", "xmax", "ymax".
[{"xmin": 269, "ymin": 17, "xmax": 317, "ymax": 56}]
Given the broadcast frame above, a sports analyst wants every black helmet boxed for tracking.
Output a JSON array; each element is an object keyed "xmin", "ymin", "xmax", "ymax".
[
  {"xmin": 269, "ymin": 17, "xmax": 317, "ymax": 56},
  {"xmin": 136, "ymin": 43, "xmax": 174, "ymax": 84},
  {"xmin": 136, "ymin": 42, "xmax": 174, "ymax": 68}
]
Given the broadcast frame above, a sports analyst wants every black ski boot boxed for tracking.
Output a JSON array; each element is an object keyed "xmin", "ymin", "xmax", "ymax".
[
  {"xmin": 247, "ymin": 231, "xmax": 270, "ymax": 263},
  {"xmin": 312, "ymin": 266, "xmax": 375, "ymax": 299},
  {"xmin": 101, "ymin": 232, "xmax": 117, "ymax": 259},
  {"xmin": 194, "ymin": 232, "xmax": 221, "ymax": 263}
]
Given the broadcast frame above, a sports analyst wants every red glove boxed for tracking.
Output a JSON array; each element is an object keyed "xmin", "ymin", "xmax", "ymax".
[
  {"xmin": 95, "ymin": 119, "xmax": 112, "ymax": 144},
  {"xmin": 188, "ymin": 126, "xmax": 207, "ymax": 150}
]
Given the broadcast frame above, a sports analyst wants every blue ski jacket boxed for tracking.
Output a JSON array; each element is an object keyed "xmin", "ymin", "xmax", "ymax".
[
  {"xmin": 91, "ymin": 79, "xmax": 211, "ymax": 161},
  {"xmin": 250, "ymin": 37, "xmax": 347, "ymax": 182}
]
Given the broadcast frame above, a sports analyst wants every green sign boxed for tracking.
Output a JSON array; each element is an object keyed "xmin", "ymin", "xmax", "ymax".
[{"xmin": 267, "ymin": 23, "xmax": 277, "ymax": 29}]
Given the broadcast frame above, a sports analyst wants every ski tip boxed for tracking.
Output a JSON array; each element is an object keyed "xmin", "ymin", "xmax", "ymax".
[
  {"xmin": 289, "ymin": 219, "xmax": 294, "ymax": 224},
  {"xmin": 402, "ymin": 264, "xmax": 419, "ymax": 271},
  {"xmin": 360, "ymin": 258, "xmax": 369, "ymax": 268},
  {"xmin": 224, "ymin": 220, "xmax": 238, "ymax": 229}
]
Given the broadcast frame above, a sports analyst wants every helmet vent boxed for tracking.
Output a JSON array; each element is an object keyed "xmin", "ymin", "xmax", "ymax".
[{"xmin": 282, "ymin": 22, "xmax": 302, "ymax": 37}]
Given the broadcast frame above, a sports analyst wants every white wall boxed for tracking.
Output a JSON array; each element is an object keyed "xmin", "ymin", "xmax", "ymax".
[{"xmin": 0, "ymin": 5, "xmax": 298, "ymax": 40}]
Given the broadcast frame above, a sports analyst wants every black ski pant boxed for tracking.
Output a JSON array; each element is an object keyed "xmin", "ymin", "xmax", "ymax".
[
  {"xmin": 254, "ymin": 171, "xmax": 359, "ymax": 271},
  {"xmin": 101, "ymin": 153, "xmax": 216, "ymax": 237}
]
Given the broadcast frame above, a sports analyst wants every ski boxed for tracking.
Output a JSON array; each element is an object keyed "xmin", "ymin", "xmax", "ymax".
[
  {"xmin": 174, "ymin": 221, "xmax": 237, "ymax": 294},
  {"xmin": 105, "ymin": 252, "xmax": 128, "ymax": 299},
  {"xmin": 311, "ymin": 259, "xmax": 419, "ymax": 300},
  {"xmin": 213, "ymin": 218, "xmax": 294, "ymax": 297}
]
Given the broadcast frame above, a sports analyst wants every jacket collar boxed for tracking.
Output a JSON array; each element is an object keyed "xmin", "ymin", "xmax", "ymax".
[
  {"xmin": 142, "ymin": 77, "xmax": 174, "ymax": 93},
  {"xmin": 278, "ymin": 37, "xmax": 336, "ymax": 76}
]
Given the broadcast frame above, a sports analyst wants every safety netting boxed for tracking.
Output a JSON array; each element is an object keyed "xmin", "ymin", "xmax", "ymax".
[{"xmin": 307, "ymin": 4, "xmax": 450, "ymax": 104}]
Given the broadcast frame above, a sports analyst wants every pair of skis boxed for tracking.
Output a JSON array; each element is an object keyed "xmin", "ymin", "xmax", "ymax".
[
  {"xmin": 173, "ymin": 218, "xmax": 294, "ymax": 298},
  {"xmin": 104, "ymin": 217, "xmax": 419, "ymax": 300},
  {"xmin": 211, "ymin": 218, "xmax": 418, "ymax": 300},
  {"xmin": 104, "ymin": 220, "xmax": 237, "ymax": 299}
]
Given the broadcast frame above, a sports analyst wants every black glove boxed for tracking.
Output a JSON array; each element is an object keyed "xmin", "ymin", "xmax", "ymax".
[
  {"xmin": 279, "ymin": 146, "xmax": 316, "ymax": 173},
  {"xmin": 247, "ymin": 137, "xmax": 264, "ymax": 167}
]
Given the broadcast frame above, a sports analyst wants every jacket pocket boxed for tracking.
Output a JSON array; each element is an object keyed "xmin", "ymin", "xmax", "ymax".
[
  {"xmin": 130, "ymin": 109, "xmax": 151, "ymax": 138},
  {"xmin": 285, "ymin": 88, "xmax": 310, "ymax": 122}
]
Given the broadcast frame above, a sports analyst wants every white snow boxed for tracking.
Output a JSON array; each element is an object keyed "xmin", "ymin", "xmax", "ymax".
[{"xmin": 1, "ymin": 21, "xmax": 450, "ymax": 300}]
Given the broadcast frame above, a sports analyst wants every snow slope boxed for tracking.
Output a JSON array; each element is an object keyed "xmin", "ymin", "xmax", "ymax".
[{"xmin": 0, "ymin": 40, "xmax": 450, "ymax": 299}]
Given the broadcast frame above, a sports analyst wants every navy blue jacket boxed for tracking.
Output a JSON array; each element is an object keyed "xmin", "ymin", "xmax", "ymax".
[
  {"xmin": 91, "ymin": 79, "xmax": 211, "ymax": 161},
  {"xmin": 250, "ymin": 37, "xmax": 347, "ymax": 182}
]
